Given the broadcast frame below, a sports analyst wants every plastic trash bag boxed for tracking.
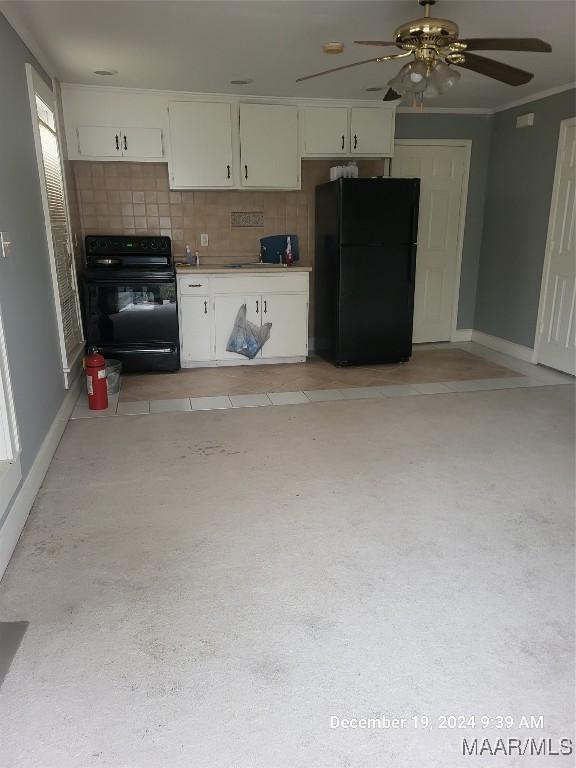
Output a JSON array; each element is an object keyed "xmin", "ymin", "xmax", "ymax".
[{"xmin": 226, "ymin": 304, "xmax": 272, "ymax": 359}]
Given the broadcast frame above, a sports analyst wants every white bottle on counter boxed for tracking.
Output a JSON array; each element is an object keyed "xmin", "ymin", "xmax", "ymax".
[{"xmin": 185, "ymin": 244, "xmax": 194, "ymax": 265}]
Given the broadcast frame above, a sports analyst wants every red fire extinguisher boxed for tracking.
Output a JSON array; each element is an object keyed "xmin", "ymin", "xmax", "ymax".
[{"xmin": 85, "ymin": 348, "xmax": 108, "ymax": 410}]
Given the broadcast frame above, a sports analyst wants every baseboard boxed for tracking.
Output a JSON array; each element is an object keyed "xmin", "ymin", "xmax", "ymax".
[
  {"xmin": 0, "ymin": 374, "xmax": 81, "ymax": 581},
  {"xmin": 471, "ymin": 330, "xmax": 537, "ymax": 363},
  {"xmin": 451, "ymin": 328, "xmax": 473, "ymax": 342}
]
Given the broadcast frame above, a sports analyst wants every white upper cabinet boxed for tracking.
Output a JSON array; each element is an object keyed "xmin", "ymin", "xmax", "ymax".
[
  {"xmin": 77, "ymin": 126, "xmax": 122, "ymax": 159},
  {"xmin": 76, "ymin": 126, "xmax": 163, "ymax": 159},
  {"xmin": 350, "ymin": 107, "xmax": 395, "ymax": 156},
  {"xmin": 239, "ymin": 103, "xmax": 299, "ymax": 189},
  {"xmin": 61, "ymin": 85, "xmax": 397, "ymax": 182},
  {"xmin": 62, "ymin": 86, "xmax": 165, "ymax": 161},
  {"xmin": 122, "ymin": 127, "xmax": 164, "ymax": 159},
  {"xmin": 302, "ymin": 106, "xmax": 349, "ymax": 156},
  {"xmin": 168, "ymin": 101, "xmax": 234, "ymax": 189}
]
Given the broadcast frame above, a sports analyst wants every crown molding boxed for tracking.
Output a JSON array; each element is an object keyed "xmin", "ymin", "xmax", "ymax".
[
  {"xmin": 492, "ymin": 82, "xmax": 576, "ymax": 113},
  {"xmin": 0, "ymin": 3, "xmax": 56, "ymax": 77}
]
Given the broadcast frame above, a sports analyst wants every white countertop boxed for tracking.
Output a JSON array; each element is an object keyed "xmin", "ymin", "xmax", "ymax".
[{"xmin": 175, "ymin": 264, "xmax": 312, "ymax": 275}]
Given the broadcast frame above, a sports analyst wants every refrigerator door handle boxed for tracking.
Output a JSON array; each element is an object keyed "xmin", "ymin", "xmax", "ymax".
[{"xmin": 409, "ymin": 247, "xmax": 417, "ymax": 284}]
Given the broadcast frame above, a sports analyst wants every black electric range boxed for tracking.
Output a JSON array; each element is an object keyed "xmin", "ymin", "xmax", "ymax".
[{"xmin": 83, "ymin": 235, "xmax": 180, "ymax": 372}]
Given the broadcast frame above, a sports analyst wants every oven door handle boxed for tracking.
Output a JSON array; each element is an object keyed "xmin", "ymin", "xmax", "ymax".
[
  {"xmin": 85, "ymin": 277, "xmax": 176, "ymax": 286},
  {"xmin": 100, "ymin": 346, "xmax": 176, "ymax": 355}
]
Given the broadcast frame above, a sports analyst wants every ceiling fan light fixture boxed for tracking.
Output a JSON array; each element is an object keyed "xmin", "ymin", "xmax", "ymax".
[
  {"xmin": 431, "ymin": 59, "xmax": 461, "ymax": 91},
  {"xmin": 387, "ymin": 66, "xmax": 408, "ymax": 95},
  {"xmin": 403, "ymin": 61, "xmax": 428, "ymax": 93}
]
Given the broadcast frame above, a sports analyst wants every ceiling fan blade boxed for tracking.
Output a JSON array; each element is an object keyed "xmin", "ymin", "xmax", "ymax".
[
  {"xmin": 460, "ymin": 37, "xmax": 552, "ymax": 53},
  {"xmin": 296, "ymin": 57, "xmax": 383, "ymax": 82},
  {"xmin": 382, "ymin": 88, "xmax": 402, "ymax": 101},
  {"xmin": 454, "ymin": 53, "xmax": 533, "ymax": 85},
  {"xmin": 354, "ymin": 41, "xmax": 397, "ymax": 47}
]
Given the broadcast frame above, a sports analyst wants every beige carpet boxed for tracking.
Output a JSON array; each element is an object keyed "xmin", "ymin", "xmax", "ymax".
[
  {"xmin": 120, "ymin": 348, "xmax": 517, "ymax": 401},
  {"xmin": 0, "ymin": 385, "xmax": 573, "ymax": 767}
]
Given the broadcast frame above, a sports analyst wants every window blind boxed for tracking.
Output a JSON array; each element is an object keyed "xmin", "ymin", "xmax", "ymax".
[{"xmin": 36, "ymin": 98, "xmax": 82, "ymax": 358}]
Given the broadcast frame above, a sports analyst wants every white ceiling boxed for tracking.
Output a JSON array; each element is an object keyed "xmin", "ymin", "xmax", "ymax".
[{"xmin": 3, "ymin": 0, "xmax": 575, "ymax": 108}]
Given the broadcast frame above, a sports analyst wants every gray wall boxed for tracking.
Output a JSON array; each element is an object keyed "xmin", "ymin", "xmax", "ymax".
[
  {"xmin": 395, "ymin": 112, "xmax": 493, "ymax": 330},
  {"xmin": 474, "ymin": 88, "xmax": 576, "ymax": 348},
  {"xmin": 0, "ymin": 14, "xmax": 69, "ymax": 525}
]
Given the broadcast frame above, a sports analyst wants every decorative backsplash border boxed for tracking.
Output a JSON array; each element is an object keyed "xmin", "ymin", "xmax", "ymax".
[{"xmin": 231, "ymin": 212, "xmax": 265, "ymax": 228}]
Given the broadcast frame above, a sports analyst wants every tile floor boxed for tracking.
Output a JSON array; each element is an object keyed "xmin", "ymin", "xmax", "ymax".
[
  {"xmin": 117, "ymin": 347, "xmax": 519, "ymax": 402},
  {"xmin": 71, "ymin": 342, "xmax": 574, "ymax": 421}
]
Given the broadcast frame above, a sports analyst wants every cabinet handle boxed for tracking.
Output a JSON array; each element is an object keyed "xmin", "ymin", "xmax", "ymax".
[
  {"xmin": 123, "ymin": 134, "xmax": 128, "ymax": 151},
  {"xmin": 204, "ymin": 300, "xmax": 208, "ymax": 314},
  {"xmin": 353, "ymin": 134, "xmax": 358, "ymax": 150},
  {"xmin": 244, "ymin": 164, "xmax": 248, "ymax": 180},
  {"xmin": 341, "ymin": 135, "xmax": 345, "ymax": 150},
  {"xmin": 226, "ymin": 164, "xmax": 231, "ymax": 179},
  {"xmin": 188, "ymin": 283, "xmax": 202, "ymax": 287},
  {"xmin": 256, "ymin": 299, "xmax": 259, "ymax": 314},
  {"xmin": 115, "ymin": 134, "xmax": 120, "ymax": 151},
  {"xmin": 263, "ymin": 299, "xmax": 267, "ymax": 314}
]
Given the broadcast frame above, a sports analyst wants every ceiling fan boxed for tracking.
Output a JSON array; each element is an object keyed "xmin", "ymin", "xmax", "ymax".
[{"xmin": 296, "ymin": 0, "xmax": 552, "ymax": 105}]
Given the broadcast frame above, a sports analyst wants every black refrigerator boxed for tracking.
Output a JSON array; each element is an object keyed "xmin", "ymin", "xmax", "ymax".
[{"xmin": 314, "ymin": 177, "xmax": 420, "ymax": 365}]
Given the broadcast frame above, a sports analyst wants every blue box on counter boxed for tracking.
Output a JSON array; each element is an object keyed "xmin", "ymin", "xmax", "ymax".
[{"xmin": 259, "ymin": 235, "xmax": 299, "ymax": 264}]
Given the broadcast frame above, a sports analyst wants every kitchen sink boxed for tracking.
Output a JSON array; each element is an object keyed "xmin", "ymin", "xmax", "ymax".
[{"xmin": 225, "ymin": 262, "xmax": 285, "ymax": 268}]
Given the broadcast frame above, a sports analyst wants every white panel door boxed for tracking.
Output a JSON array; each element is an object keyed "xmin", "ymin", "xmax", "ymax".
[
  {"xmin": 261, "ymin": 294, "xmax": 308, "ymax": 358},
  {"xmin": 180, "ymin": 296, "xmax": 212, "ymax": 362},
  {"xmin": 392, "ymin": 144, "xmax": 467, "ymax": 342},
  {"xmin": 77, "ymin": 125, "xmax": 122, "ymax": 158},
  {"xmin": 121, "ymin": 127, "xmax": 163, "ymax": 159},
  {"xmin": 214, "ymin": 294, "xmax": 261, "ymax": 360},
  {"xmin": 168, "ymin": 101, "xmax": 234, "ymax": 188},
  {"xmin": 350, "ymin": 108, "xmax": 394, "ymax": 155},
  {"xmin": 302, "ymin": 106, "xmax": 349, "ymax": 155},
  {"xmin": 240, "ymin": 103, "xmax": 299, "ymax": 188},
  {"xmin": 536, "ymin": 118, "xmax": 576, "ymax": 375}
]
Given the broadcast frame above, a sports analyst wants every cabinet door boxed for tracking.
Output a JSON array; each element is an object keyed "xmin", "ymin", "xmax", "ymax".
[
  {"xmin": 261, "ymin": 293, "xmax": 308, "ymax": 358},
  {"xmin": 168, "ymin": 101, "xmax": 234, "ymax": 188},
  {"xmin": 240, "ymin": 104, "xmax": 299, "ymax": 188},
  {"xmin": 121, "ymin": 127, "xmax": 164, "ymax": 159},
  {"xmin": 77, "ymin": 125, "xmax": 122, "ymax": 158},
  {"xmin": 302, "ymin": 106, "xmax": 349, "ymax": 155},
  {"xmin": 350, "ymin": 108, "xmax": 394, "ymax": 156},
  {"xmin": 214, "ymin": 294, "xmax": 261, "ymax": 360},
  {"xmin": 180, "ymin": 296, "xmax": 212, "ymax": 361}
]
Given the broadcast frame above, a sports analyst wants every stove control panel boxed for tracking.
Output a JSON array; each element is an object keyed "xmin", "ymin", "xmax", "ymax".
[{"xmin": 86, "ymin": 235, "xmax": 171, "ymax": 256}]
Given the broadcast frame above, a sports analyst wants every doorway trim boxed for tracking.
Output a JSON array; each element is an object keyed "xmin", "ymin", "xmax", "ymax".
[
  {"xmin": 393, "ymin": 139, "xmax": 472, "ymax": 343},
  {"xmin": 533, "ymin": 116, "xmax": 576, "ymax": 367}
]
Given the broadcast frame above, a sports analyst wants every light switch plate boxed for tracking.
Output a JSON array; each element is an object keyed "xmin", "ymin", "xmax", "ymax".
[
  {"xmin": 0, "ymin": 232, "xmax": 11, "ymax": 258},
  {"xmin": 200, "ymin": 233, "xmax": 209, "ymax": 247}
]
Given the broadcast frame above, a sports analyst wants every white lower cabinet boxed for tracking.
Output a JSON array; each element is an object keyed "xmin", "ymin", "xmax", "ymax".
[
  {"xmin": 261, "ymin": 293, "xmax": 309, "ymax": 358},
  {"xmin": 179, "ymin": 296, "xmax": 212, "ymax": 362},
  {"xmin": 178, "ymin": 272, "xmax": 309, "ymax": 366}
]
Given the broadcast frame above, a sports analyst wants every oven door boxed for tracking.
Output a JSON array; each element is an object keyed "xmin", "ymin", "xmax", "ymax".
[{"xmin": 84, "ymin": 275, "xmax": 179, "ymax": 371}]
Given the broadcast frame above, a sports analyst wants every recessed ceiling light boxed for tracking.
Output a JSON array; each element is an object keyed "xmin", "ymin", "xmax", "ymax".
[
  {"xmin": 230, "ymin": 79, "xmax": 253, "ymax": 86},
  {"xmin": 93, "ymin": 69, "xmax": 118, "ymax": 76},
  {"xmin": 365, "ymin": 86, "xmax": 384, "ymax": 92},
  {"xmin": 322, "ymin": 41, "xmax": 345, "ymax": 54}
]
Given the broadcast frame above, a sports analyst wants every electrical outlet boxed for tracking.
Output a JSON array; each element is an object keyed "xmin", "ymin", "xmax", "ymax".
[
  {"xmin": 200, "ymin": 233, "xmax": 209, "ymax": 247},
  {"xmin": 0, "ymin": 232, "xmax": 11, "ymax": 258}
]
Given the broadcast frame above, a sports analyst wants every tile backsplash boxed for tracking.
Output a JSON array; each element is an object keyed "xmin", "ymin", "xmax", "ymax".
[{"xmin": 72, "ymin": 159, "xmax": 386, "ymax": 268}]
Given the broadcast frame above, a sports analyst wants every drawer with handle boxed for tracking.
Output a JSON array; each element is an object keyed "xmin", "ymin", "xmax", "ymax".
[{"xmin": 178, "ymin": 276, "xmax": 211, "ymax": 295}]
